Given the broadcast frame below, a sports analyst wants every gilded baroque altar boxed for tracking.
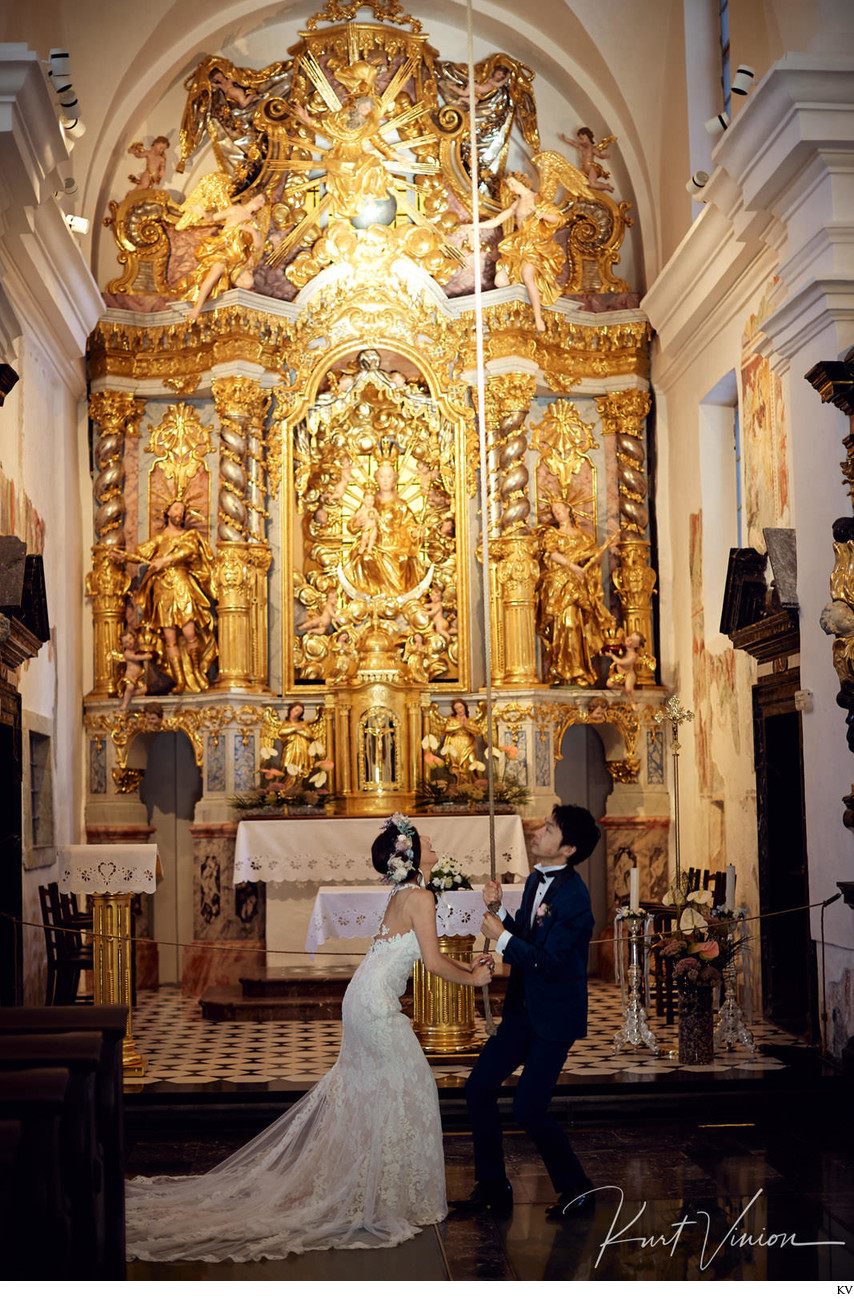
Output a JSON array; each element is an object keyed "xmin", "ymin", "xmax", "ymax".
[{"xmin": 85, "ymin": 1, "xmax": 669, "ymax": 990}]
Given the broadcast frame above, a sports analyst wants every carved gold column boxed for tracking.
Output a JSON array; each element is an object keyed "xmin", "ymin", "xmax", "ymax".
[
  {"xmin": 483, "ymin": 371, "xmax": 540, "ymax": 687},
  {"xmin": 597, "ymin": 389, "xmax": 657, "ymax": 684},
  {"xmin": 214, "ymin": 544, "xmax": 252, "ymax": 691},
  {"xmin": 86, "ymin": 392, "xmax": 146, "ymax": 698},
  {"xmin": 212, "ymin": 377, "xmax": 272, "ymax": 691},
  {"xmin": 92, "ymin": 893, "xmax": 145, "ymax": 1076}
]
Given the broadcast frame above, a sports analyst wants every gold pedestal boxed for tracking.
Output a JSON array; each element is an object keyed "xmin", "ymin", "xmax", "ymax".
[
  {"xmin": 413, "ymin": 935, "xmax": 477, "ymax": 1055},
  {"xmin": 92, "ymin": 892, "xmax": 146, "ymax": 1077}
]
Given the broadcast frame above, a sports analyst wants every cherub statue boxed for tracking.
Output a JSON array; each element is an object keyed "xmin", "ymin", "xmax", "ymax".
[
  {"xmin": 480, "ymin": 154, "xmax": 594, "ymax": 332},
  {"xmin": 298, "ymin": 590, "xmax": 337, "ymax": 635},
  {"xmin": 426, "ymin": 585, "xmax": 451, "ymax": 637},
  {"xmin": 352, "ymin": 491, "xmax": 380, "ymax": 555},
  {"xmin": 128, "ymin": 136, "xmax": 170, "ymax": 191},
  {"xmin": 111, "ymin": 628, "xmax": 154, "ymax": 711},
  {"xmin": 176, "ymin": 177, "xmax": 271, "ymax": 320},
  {"xmin": 605, "ymin": 630, "xmax": 644, "ymax": 710},
  {"xmin": 557, "ymin": 128, "xmax": 616, "ymax": 192}
]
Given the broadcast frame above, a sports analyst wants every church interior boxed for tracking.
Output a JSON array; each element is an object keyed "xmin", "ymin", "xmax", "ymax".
[{"xmin": 1, "ymin": 0, "xmax": 853, "ymax": 1285}]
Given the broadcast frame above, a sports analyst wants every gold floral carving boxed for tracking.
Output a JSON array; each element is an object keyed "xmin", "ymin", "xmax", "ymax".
[
  {"xmin": 85, "ymin": 702, "xmax": 285, "ymax": 772},
  {"xmin": 531, "ymin": 400, "xmax": 598, "ymax": 501},
  {"xmin": 306, "ymin": 1, "xmax": 422, "ymax": 32},
  {"xmin": 534, "ymin": 698, "xmax": 640, "ymax": 776},
  {"xmin": 606, "ymin": 758, "xmax": 641, "ymax": 783},
  {"xmin": 103, "ymin": 189, "xmax": 180, "ymax": 296},
  {"xmin": 112, "ymin": 767, "xmax": 144, "ymax": 795},
  {"xmin": 564, "ymin": 195, "xmax": 634, "ymax": 294},
  {"xmin": 144, "ymin": 403, "xmax": 215, "ymax": 504}
]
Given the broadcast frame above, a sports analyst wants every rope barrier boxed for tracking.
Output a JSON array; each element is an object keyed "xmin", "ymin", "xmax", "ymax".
[{"xmin": 6, "ymin": 891, "xmax": 840, "ymax": 959}]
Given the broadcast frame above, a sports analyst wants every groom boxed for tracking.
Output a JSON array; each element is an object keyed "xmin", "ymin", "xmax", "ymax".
[{"xmin": 453, "ymin": 802, "xmax": 599, "ymax": 1220}]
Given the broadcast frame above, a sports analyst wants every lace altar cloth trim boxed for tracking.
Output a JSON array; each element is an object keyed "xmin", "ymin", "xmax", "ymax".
[
  {"xmin": 306, "ymin": 885, "xmax": 525, "ymax": 954},
  {"xmin": 58, "ymin": 844, "xmax": 159, "ymax": 895},
  {"xmin": 233, "ymin": 814, "xmax": 527, "ymax": 885}
]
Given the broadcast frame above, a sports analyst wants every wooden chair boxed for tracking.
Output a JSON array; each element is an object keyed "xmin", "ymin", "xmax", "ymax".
[
  {"xmin": 38, "ymin": 883, "xmax": 93, "ymax": 1006},
  {"xmin": 644, "ymin": 903, "xmax": 678, "ymax": 1024}
]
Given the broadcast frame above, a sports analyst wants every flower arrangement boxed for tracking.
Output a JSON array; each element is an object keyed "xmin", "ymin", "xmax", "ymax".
[
  {"xmin": 415, "ymin": 735, "xmax": 529, "ymax": 811},
  {"xmin": 382, "ymin": 811, "xmax": 416, "ymax": 885},
  {"xmin": 230, "ymin": 739, "xmax": 336, "ymax": 814},
  {"xmin": 428, "ymin": 856, "xmax": 473, "ymax": 893},
  {"xmin": 651, "ymin": 883, "xmax": 745, "ymax": 989},
  {"xmin": 535, "ymin": 902, "xmax": 553, "ymax": 926}
]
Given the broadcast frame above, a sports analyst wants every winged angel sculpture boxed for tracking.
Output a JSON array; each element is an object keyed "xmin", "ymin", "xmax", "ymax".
[{"xmin": 479, "ymin": 152, "xmax": 596, "ymax": 331}]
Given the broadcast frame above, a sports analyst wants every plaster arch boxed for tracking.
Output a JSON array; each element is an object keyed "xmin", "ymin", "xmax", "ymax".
[{"xmin": 63, "ymin": 0, "xmax": 664, "ymax": 292}]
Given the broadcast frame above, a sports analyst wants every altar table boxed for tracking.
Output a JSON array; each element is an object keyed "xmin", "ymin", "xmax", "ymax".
[
  {"xmin": 233, "ymin": 813, "xmax": 527, "ymax": 886},
  {"xmin": 305, "ymin": 884, "xmax": 526, "ymax": 956}
]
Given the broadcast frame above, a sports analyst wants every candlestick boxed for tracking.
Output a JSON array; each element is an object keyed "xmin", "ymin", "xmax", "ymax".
[
  {"xmin": 630, "ymin": 867, "xmax": 639, "ymax": 912},
  {"xmin": 614, "ymin": 914, "xmax": 659, "ymax": 1055}
]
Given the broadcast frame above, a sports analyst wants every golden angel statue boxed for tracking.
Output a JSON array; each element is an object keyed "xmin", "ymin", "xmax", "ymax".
[
  {"xmin": 110, "ymin": 628, "xmax": 154, "ymax": 711},
  {"xmin": 536, "ymin": 499, "xmax": 615, "ymax": 686},
  {"xmin": 115, "ymin": 499, "xmax": 217, "ymax": 693},
  {"xmin": 480, "ymin": 154, "xmax": 595, "ymax": 331},
  {"xmin": 175, "ymin": 175, "xmax": 272, "ymax": 319}
]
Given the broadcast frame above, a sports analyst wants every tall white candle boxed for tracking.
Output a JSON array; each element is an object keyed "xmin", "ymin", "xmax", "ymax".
[
  {"xmin": 630, "ymin": 867, "xmax": 639, "ymax": 912},
  {"xmin": 726, "ymin": 863, "xmax": 735, "ymax": 911}
]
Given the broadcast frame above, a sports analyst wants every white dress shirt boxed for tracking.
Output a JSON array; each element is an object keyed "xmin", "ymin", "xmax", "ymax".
[{"xmin": 494, "ymin": 865, "xmax": 563, "ymax": 957}]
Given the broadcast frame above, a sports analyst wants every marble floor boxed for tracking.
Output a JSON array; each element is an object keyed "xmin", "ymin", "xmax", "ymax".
[
  {"xmin": 126, "ymin": 1120, "xmax": 854, "ymax": 1285},
  {"xmin": 130, "ymin": 978, "xmax": 796, "ymax": 1089},
  {"xmin": 123, "ymin": 980, "xmax": 853, "ymax": 1288}
]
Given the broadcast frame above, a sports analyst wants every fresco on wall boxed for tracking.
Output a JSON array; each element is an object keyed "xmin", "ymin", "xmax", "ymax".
[
  {"xmin": 689, "ymin": 511, "xmax": 741, "ymax": 808},
  {"xmin": 0, "ymin": 465, "xmax": 45, "ymax": 555},
  {"xmin": 741, "ymin": 299, "xmax": 791, "ymax": 550}
]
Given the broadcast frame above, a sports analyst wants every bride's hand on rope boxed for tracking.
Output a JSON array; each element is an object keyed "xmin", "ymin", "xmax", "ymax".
[{"xmin": 471, "ymin": 961, "xmax": 493, "ymax": 987}]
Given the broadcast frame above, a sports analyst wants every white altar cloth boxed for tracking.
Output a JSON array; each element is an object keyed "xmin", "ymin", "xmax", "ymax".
[
  {"xmin": 305, "ymin": 884, "xmax": 526, "ymax": 955},
  {"xmin": 234, "ymin": 814, "xmax": 527, "ymax": 885},
  {"xmin": 58, "ymin": 844, "xmax": 160, "ymax": 895}
]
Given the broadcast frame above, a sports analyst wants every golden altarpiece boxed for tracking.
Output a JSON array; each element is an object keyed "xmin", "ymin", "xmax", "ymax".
[{"xmin": 84, "ymin": 2, "xmax": 669, "ymax": 992}]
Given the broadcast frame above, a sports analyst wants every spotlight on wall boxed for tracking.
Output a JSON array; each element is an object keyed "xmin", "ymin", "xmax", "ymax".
[
  {"xmin": 65, "ymin": 214, "xmax": 90, "ymax": 236},
  {"xmin": 47, "ymin": 48, "xmax": 84, "ymax": 135},
  {"xmin": 685, "ymin": 170, "xmax": 709, "ymax": 201},
  {"xmin": 704, "ymin": 112, "xmax": 730, "ymax": 138},
  {"xmin": 731, "ymin": 64, "xmax": 755, "ymax": 96}
]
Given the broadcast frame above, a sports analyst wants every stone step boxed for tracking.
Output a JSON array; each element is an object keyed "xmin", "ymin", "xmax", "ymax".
[{"xmin": 200, "ymin": 962, "xmax": 511, "ymax": 1022}]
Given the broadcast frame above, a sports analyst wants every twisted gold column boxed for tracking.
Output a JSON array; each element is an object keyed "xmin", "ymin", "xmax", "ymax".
[
  {"xmin": 483, "ymin": 372, "xmax": 539, "ymax": 686},
  {"xmin": 597, "ymin": 390, "xmax": 657, "ymax": 684},
  {"xmin": 86, "ymin": 393, "xmax": 145, "ymax": 698}
]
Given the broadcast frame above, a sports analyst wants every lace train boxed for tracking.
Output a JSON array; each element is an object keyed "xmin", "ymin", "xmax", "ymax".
[{"xmin": 125, "ymin": 929, "xmax": 447, "ymax": 1262}]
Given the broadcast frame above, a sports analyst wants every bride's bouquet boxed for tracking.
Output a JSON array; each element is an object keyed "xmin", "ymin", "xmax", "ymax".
[{"xmin": 429, "ymin": 856, "xmax": 473, "ymax": 894}]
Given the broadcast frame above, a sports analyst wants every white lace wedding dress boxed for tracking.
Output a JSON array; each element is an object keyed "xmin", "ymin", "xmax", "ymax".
[{"xmin": 125, "ymin": 901, "xmax": 447, "ymax": 1262}]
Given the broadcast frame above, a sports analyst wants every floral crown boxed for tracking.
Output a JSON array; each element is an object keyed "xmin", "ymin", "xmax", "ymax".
[{"xmin": 381, "ymin": 811, "xmax": 416, "ymax": 885}]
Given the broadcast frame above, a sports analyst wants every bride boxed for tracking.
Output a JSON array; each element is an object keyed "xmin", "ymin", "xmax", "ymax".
[{"xmin": 125, "ymin": 813, "xmax": 493, "ymax": 1261}]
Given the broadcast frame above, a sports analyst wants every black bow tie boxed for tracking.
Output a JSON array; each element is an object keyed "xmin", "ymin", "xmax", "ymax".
[{"xmin": 535, "ymin": 869, "xmax": 559, "ymax": 883}]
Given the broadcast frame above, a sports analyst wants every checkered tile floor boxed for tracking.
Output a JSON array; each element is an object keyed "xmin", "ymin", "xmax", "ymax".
[{"xmin": 131, "ymin": 979, "xmax": 801, "ymax": 1087}]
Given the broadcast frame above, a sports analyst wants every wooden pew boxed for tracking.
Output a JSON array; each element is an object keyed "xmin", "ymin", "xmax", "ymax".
[
  {"xmin": 0, "ymin": 1068, "xmax": 73, "ymax": 1279},
  {"xmin": 0, "ymin": 1006, "xmax": 127, "ymax": 1276},
  {"xmin": 0, "ymin": 1033, "xmax": 106, "ymax": 1277}
]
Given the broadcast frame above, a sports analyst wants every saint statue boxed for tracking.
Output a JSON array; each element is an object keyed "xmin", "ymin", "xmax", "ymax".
[
  {"xmin": 277, "ymin": 702, "xmax": 314, "ymax": 782},
  {"xmin": 176, "ymin": 181, "xmax": 271, "ymax": 320},
  {"xmin": 116, "ymin": 499, "xmax": 217, "ymax": 693},
  {"xmin": 536, "ymin": 500, "xmax": 614, "ymax": 687},
  {"xmin": 341, "ymin": 461, "xmax": 426, "ymax": 598},
  {"xmin": 442, "ymin": 698, "xmax": 481, "ymax": 776}
]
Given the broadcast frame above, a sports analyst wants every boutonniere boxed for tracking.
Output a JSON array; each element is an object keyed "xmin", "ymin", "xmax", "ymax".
[{"xmin": 536, "ymin": 902, "xmax": 553, "ymax": 926}]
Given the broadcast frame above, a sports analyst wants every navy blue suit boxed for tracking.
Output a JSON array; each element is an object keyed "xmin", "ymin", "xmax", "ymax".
[{"xmin": 465, "ymin": 866, "xmax": 594, "ymax": 1193}]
